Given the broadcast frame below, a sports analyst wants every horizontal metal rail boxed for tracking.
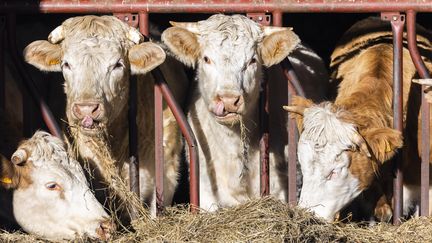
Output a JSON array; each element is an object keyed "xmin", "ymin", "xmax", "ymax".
[{"xmin": 2, "ymin": 0, "xmax": 432, "ymax": 13}]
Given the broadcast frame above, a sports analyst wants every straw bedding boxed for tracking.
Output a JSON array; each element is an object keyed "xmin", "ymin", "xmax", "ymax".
[{"xmin": 1, "ymin": 197, "xmax": 431, "ymax": 243}]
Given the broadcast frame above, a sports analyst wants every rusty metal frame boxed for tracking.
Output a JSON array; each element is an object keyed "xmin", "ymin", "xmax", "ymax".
[
  {"xmin": 0, "ymin": 0, "xmax": 430, "ymax": 222},
  {"xmin": 381, "ymin": 12, "xmax": 405, "ymax": 225},
  {"xmin": 407, "ymin": 10, "xmax": 430, "ymax": 217},
  {"xmin": 2, "ymin": 1, "xmax": 432, "ymax": 13}
]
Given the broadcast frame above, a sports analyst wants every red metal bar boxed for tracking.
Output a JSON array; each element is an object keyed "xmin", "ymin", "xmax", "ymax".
[
  {"xmin": 281, "ymin": 59, "xmax": 306, "ymax": 98},
  {"xmin": 286, "ymin": 72, "xmax": 299, "ymax": 205},
  {"xmin": 407, "ymin": 10, "xmax": 430, "ymax": 217},
  {"xmin": 6, "ymin": 14, "xmax": 61, "ymax": 138},
  {"xmin": 114, "ymin": 12, "xmax": 141, "ymax": 220},
  {"xmin": 274, "ymin": 14, "xmax": 299, "ymax": 205},
  {"xmin": 2, "ymin": 1, "xmax": 432, "ymax": 13},
  {"xmin": 249, "ymin": 12, "xmax": 270, "ymax": 197},
  {"xmin": 150, "ymin": 67, "xmax": 200, "ymax": 213},
  {"xmin": 0, "ymin": 15, "xmax": 5, "ymax": 110},
  {"xmin": 382, "ymin": 12, "xmax": 404, "ymax": 225}
]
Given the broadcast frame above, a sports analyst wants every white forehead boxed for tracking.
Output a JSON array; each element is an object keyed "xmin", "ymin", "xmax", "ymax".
[
  {"xmin": 197, "ymin": 14, "xmax": 263, "ymax": 53},
  {"xmin": 24, "ymin": 131, "xmax": 86, "ymax": 183},
  {"xmin": 301, "ymin": 103, "xmax": 357, "ymax": 148},
  {"xmin": 60, "ymin": 15, "xmax": 133, "ymax": 46}
]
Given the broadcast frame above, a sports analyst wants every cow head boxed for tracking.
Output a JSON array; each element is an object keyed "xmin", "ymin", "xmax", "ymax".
[
  {"xmin": 162, "ymin": 14, "xmax": 300, "ymax": 125},
  {"xmin": 284, "ymin": 96, "xmax": 402, "ymax": 221},
  {"xmin": 0, "ymin": 131, "xmax": 114, "ymax": 240},
  {"xmin": 24, "ymin": 16, "xmax": 166, "ymax": 136}
]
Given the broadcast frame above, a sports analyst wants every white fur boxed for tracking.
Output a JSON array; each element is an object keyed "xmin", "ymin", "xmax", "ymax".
[
  {"xmin": 12, "ymin": 131, "xmax": 109, "ymax": 240},
  {"xmin": 297, "ymin": 104, "xmax": 362, "ymax": 221},
  {"xmin": 25, "ymin": 16, "xmax": 188, "ymax": 216},
  {"xmin": 171, "ymin": 14, "xmax": 328, "ymax": 211}
]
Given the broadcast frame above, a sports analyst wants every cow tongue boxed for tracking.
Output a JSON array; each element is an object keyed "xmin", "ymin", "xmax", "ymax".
[
  {"xmin": 214, "ymin": 101, "xmax": 225, "ymax": 116},
  {"xmin": 81, "ymin": 115, "xmax": 94, "ymax": 128}
]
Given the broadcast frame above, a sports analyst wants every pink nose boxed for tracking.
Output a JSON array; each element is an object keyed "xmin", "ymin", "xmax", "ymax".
[
  {"xmin": 218, "ymin": 94, "xmax": 244, "ymax": 113},
  {"xmin": 95, "ymin": 218, "xmax": 115, "ymax": 240},
  {"xmin": 72, "ymin": 103, "xmax": 102, "ymax": 120}
]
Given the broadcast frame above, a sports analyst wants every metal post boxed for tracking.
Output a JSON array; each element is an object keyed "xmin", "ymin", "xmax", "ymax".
[
  {"xmin": 6, "ymin": 14, "xmax": 61, "ymax": 138},
  {"xmin": 382, "ymin": 12, "xmax": 405, "ymax": 225},
  {"xmin": 407, "ymin": 10, "xmax": 430, "ymax": 217},
  {"xmin": 248, "ymin": 12, "xmax": 271, "ymax": 197},
  {"xmin": 151, "ymin": 68, "xmax": 200, "ymax": 213}
]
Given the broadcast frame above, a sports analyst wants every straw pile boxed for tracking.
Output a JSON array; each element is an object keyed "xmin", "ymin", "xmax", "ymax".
[{"xmin": 1, "ymin": 197, "xmax": 431, "ymax": 243}]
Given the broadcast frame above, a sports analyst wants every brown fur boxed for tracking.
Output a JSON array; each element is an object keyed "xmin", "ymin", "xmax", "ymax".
[{"xmin": 289, "ymin": 17, "xmax": 432, "ymax": 219}]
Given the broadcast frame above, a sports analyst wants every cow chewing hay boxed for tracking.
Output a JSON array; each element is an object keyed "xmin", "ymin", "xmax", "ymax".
[{"xmin": 1, "ymin": 197, "xmax": 431, "ymax": 242}]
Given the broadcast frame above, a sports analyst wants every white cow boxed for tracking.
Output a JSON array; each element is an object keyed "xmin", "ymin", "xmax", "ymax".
[
  {"xmin": 23, "ymin": 15, "xmax": 188, "ymax": 216},
  {"xmin": 162, "ymin": 14, "xmax": 328, "ymax": 210},
  {"xmin": 0, "ymin": 131, "xmax": 114, "ymax": 240}
]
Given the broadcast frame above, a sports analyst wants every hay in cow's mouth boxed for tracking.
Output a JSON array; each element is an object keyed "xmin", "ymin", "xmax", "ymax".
[
  {"xmin": 2, "ymin": 197, "xmax": 432, "ymax": 242},
  {"xmin": 214, "ymin": 112, "xmax": 241, "ymax": 123}
]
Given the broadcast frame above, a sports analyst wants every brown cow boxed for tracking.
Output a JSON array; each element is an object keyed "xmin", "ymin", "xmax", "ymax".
[{"xmin": 284, "ymin": 17, "xmax": 432, "ymax": 221}]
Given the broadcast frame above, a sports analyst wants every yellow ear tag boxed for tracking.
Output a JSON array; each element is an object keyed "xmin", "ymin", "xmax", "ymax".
[
  {"xmin": 0, "ymin": 177, "xmax": 12, "ymax": 184},
  {"xmin": 385, "ymin": 142, "xmax": 392, "ymax": 153},
  {"xmin": 48, "ymin": 59, "xmax": 60, "ymax": 65}
]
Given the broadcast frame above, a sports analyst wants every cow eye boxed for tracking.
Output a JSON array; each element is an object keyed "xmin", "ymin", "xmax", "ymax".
[
  {"xmin": 113, "ymin": 61, "xmax": 124, "ymax": 69},
  {"xmin": 249, "ymin": 58, "xmax": 257, "ymax": 65},
  {"xmin": 203, "ymin": 56, "xmax": 211, "ymax": 64},
  {"xmin": 62, "ymin": 62, "xmax": 70, "ymax": 70},
  {"xmin": 45, "ymin": 182, "xmax": 62, "ymax": 191}
]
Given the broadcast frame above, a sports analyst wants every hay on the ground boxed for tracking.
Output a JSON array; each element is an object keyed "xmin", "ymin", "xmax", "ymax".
[{"xmin": 1, "ymin": 197, "xmax": 431, "ymax": 242}]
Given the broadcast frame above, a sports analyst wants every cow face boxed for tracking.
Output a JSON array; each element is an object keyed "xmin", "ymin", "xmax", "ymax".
[
  {"xmin": 162, "ymin": 14, "xmax": 300, "ymax": 125},
  {"xmin": 284, "ymin": 96, "xmax": 402, "ymax": 221},
  {"xmin": 24, "ymin": 16, "xmax": 165, "ymax": 136},
  {"xmin": 0, "ymin": 131, "xmax": 114, "ymax": 240}
]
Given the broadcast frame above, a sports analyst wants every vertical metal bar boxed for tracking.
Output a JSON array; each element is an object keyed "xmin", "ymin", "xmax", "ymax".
[
  {"xmin": 274, "ymin": 12, "xmax": 298, "ymax": 205},
  {"xmin": 151, "ymin": 68, "xmax": 200, "ymax": 213},
  {"xmin": 257, "ymin": 13, "xmax": 271, "ymax": 197},
  {"xmin": 386, "ymin": 12, "xmax": 405, "ymax": 225},
  {"xmin": 128, "ymin": 73, "xmax": 140, "ymax": 202},
  {"xmin": 407, "ymin": 10, "xmax": 430, "ymax": 217},
  {"xmin": 0, "ymin": 15, "xmax": 5, "ymax": 110},
  {"xmin": 138, "ymin": 12, "xmax": 164, "ymax": 215},
  {"xmin": 6, "ymin": 14, "xmax": 61, "ymax": 138}
]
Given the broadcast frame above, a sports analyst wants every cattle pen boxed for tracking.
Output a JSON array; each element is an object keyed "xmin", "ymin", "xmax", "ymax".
[{"xmin": 0, "ymin": 0, "xmax": 431, "ymax": 241}]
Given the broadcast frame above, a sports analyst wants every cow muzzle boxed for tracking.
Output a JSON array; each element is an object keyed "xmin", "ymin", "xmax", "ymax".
[
  {"xmin": 212, "ymin": 94, "xmax": 244, "ymax": 124},
  {"xmin": 71, "ymin": 102, "xmax": 105, "ymax": 132},
  {"xmin": 95, "ymin": 218, "xmax": 115, "ymax": 240}
]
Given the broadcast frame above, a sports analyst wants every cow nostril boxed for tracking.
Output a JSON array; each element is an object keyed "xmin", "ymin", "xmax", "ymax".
[{"xmin": 72, "ymin": 103, "xmax": 102, "ymax": 119}]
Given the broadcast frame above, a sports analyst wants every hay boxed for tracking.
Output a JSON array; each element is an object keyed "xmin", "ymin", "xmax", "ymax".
[{"xmin": 2, "ymin": 197, "xmax": 431, "ymax": 243}]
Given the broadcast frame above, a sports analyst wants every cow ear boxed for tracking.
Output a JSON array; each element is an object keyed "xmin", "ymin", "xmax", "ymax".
[
  {"xmin": 361, "ymin": 127, "xmax": 403, "ymax": 163},
  {"xmin": 0, "ymin": 155, "xmax": 17, "ymax": 189},
  {"xmin": 129, "ymin": 42, "xmax": 166, "ymax": 75},
  {"xmin": 283, "ymin": 96, "xmax": 314, "ymax": 133},
  {"xmin": 24, "ymin": 40, "xmax": 62, "ymax": 72},
  {"xmin": 161, "ymin": 27, "xmax": 200, "ymax": 68},
  {"xmin": 259, "ymin": 29, "xmax": 300, "ymax": 67}
]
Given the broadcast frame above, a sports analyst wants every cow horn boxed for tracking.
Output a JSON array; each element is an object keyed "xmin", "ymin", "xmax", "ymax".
[
  {"xmin": 352, "ymin": 132, "xmax": 372, "ymax": 158},
  {"xmin": 127, "ymin": 27, "xmax": 144, "ymax": 44},
  {"xmin": 283, "ymin": 105, "xmax": 305, "ymax": 116},
  {"xmin": 48, "ymin": 25, "xmax": 65, "ymax": 44},
  {"xmin": 11, "ymin": 149, "xmax": 28, "ymax": 165},
  {"xmin": 169, "ymin": 21, "xmax": 200, "ymax": 34},
  {"xmin": 262, "ymin": 26, "xmax": 293, "ymax": 36}
]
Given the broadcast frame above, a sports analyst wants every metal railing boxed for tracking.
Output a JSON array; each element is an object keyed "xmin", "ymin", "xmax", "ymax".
[{"xmin": 0, "ymin": 0, "xmax": 430, "ymax": 223}]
